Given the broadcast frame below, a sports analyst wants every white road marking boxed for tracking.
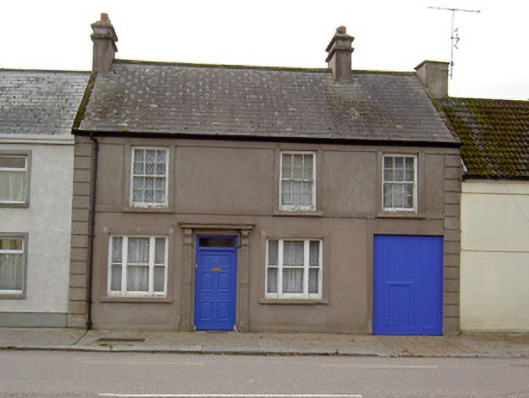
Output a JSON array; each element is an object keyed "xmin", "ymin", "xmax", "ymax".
[
  {"xmin": 322, "ymin": 364, "xmax": 438, "ymax": 369},
  {"xmin": 99, "ymin": 394, "xmax": 363, "ymax": 398}
]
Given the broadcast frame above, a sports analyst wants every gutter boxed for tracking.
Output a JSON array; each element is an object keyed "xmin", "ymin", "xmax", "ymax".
[{"xmin": 86, "ymin": 133, "xmax": 100, "ymax": 329}]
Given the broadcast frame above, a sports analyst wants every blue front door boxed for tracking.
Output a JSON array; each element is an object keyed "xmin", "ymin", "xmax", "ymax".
[
  {"xmin": 194, "ymin": 236, "xmax": 237, "ymax": 331},
  {"xmin": 373, "ymin": 235, "xmax": 443, "ymax": 336}
]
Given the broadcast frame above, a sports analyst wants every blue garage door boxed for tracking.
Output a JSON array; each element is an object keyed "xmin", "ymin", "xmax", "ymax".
[
  {"xmin": 194, "ymin": 236, "xmax": 237, "ymax": 331},
  {"xmin": 373, "ymin": 235, "xmax": 443, "ymax": 336}
]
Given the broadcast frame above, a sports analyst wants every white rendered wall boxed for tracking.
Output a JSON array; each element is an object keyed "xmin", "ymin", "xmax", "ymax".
[
  {"xmin": 0, "ymin": 139, "xmax": 73, "ymax": 315},
  {"xmin": 461, "ymin": 180, "xmax": 529, "ymax": 331}
]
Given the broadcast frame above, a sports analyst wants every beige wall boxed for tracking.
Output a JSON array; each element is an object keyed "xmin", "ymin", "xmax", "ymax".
[
  {"xmin": 461, "ymin": 180, "xmax": 529, "ymax": 331},
  {"xmin": 70, "ymin": 135, "xmax": 460, "ymax": 333}
]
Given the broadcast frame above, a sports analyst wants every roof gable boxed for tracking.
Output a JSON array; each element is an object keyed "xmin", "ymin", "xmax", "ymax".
[
  {"xmin": 439, "ymin": 98, "xmax": 529, "ymax": 178},
  {"xmin": 78, "ymin": 60, "xmax": 456, "ymax": 145}
]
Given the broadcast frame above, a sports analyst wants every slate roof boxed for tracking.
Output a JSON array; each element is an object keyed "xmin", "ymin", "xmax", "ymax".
[
  {"xmin": 78, "ymin": 60, "xmax": 457, "ymax": 145},
  {"xmin": 0, "ymin": 70, "xmax": 89, "ymax": 136},
  {"xmin": 438, "ymin": 97, "xmax": 529, "ymax": 178}
]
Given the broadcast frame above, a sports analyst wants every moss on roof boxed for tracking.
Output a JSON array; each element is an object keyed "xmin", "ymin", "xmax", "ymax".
[{"xmin": 439, "ymin": 97, "xmax": 529, "ymax": 178}]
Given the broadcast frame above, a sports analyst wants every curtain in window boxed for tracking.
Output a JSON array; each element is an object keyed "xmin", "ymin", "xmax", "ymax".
[
  {"xmin": 282, "ymin": 241, "xmax": 304, "ymax": 293},
  {"xmin": 0, "ymin": 171, "xmax": 25, "ymax": 202},
  {"xmin": 281, "ymin": 153, "xmax": 314, "ymax": 207},
  {"xmin": 126, "ymin": 238, "xmax": 150, "ymax": 292},
  {"xmin": 0, "ymin": 253, "xmax": 23, "ymax": 290},
  {"xmin": 132, "ymin": 149, "xmax": 167, "ymax": 205},
  {"xmin": 383, "ymin": 156, "xmax": 415, "ymax": 209},
  {"xmin": 266, "ymin": 239, "xmax": 322, "ymax": 298},
  {"xmin": 109, "ymin": 236, "xmax": 167, "ymax": 296}
]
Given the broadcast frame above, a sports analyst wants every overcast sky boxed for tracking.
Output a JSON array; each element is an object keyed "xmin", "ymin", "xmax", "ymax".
[{"xmin": 1, "ymin": 0, "xmax": 527, "ymax": 100}]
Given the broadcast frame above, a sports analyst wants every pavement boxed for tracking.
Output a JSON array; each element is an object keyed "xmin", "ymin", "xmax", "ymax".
[{"xmin": 1, "ymin": 328, "xmax": 529, "ymax": 358}]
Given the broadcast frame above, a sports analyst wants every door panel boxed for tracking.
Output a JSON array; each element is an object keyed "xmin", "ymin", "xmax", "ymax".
[
  {"xmin": 194, "ymin": 236, "xmax": 237, "ymax": 330},
  {"xmin": 373, "ymin": 235, "xmax": 443, "ymax": 336}
]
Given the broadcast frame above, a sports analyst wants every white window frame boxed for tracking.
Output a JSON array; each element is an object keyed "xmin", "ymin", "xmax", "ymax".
[
  {"xmin": 130, "ymin": 147, "xmax": 169, "ymax": 208},
  {"xmin": 0, "ymin": 234, "xmax": 27, "ymax": 298},
  {"xmin": 382, "ymin": 154, "xmax": 417, "ymax": 212},
  {"xmin": 265, "ymin": 239, "xmax": 322, "ymax": 299},
  {"xmin": 108, "ymin": 235, "xmax": 168, "ymax": 298},
  {"xmin": 279, "ymin": 151, "xmax": 316, "ymax": 211},
  {"xmin": 0, "ymin": 153, "xmax": 29, "ymax": 206}
]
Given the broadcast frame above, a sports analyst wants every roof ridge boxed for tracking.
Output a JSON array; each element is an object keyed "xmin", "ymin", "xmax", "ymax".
[
  {"xmin": 113, "ymin": 59, "xmax": 329, "ymax": 73},
  {"xmin": 112, "ymin": 59, "xmax": 417, "ymax": 76}
]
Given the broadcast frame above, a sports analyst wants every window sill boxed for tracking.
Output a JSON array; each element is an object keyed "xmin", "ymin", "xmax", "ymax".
[
  {"xmin": 100, "ymin": 296, "xmax": 172, "ymax": 303},
  {"xmin": 259, "ymin": 298, "xmax": 328, "ymax": 305},
  {"xmin": 122, "ymin": 206, "xmax": 173, "ymax": 214},
  {"xmin": 376, "ymin": 212, "xmax": 425, "ymax": 220},
  {"xmin": 273, "ymin": 210, "xmax": 323, "ymax": 217},
  {"xmin": 0, "ymin": 202, "xmax": 29, "ymax": 209},
  {"xmin": 0, "ymin": 293, "xmax": 26, "ymax": 300}
]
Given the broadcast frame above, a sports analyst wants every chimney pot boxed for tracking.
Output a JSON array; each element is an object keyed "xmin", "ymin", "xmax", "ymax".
[
  {"xmin": 101, "ymin": 13, "xmax": 109, "ymax": 21},
  {"xmin": 337, "ymin": 26, "xmax": 347, "ymax": 34}
]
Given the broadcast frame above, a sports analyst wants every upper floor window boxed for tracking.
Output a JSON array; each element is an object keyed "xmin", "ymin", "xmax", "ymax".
[
  {"xmin": 280, "ymin": 152, "xmax": 316, "ymax": 211},
  {"xmin": 131, "ymin": 148, "xmax": 168, "ymax": 207},
  {"xmin": 0, "ymin": 235, "xmax": 26, "ymax": 297},
  {"xmin": 382, "ymin": 155, "xmax": 417, "ymax": 211},
  {"xmin": 0, "ymin": 154, "xmax": 29, "ymax": 206},
  {"xmin": 266, "ymin": 239, "xmax": 322, "ymax": 299},
  {"xmin": 108, "ymin": 235, "xmax": 168, "ymax": 297}
]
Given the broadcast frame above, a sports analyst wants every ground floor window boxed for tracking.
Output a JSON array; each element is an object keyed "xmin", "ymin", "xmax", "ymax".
[
  {"xmin": 266, "ymin": 239, "xmax": 322, "ymax": 299},
  {"xmin": 0, "ymin": 235, "xmax": 26, "ymax": 296},
  {"xmin": 108, "ymin": 236, "xmax": 168, "ymax": 297}
]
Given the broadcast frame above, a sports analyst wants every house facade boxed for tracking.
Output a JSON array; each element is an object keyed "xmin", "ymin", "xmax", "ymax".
[
  {"xmin": 67, "ymin": 16, "xmax": 461, "ymax": 335},
  {"xmin": 0, "ymin": 70, "xmax": 89, "ymax": 327},
  {"xmin": 438, "ymin": 97, "xmax": 529, "ymax": 332}
]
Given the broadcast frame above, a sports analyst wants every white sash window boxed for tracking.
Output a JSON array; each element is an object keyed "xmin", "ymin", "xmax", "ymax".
[
  {"xmin": 0, "ymin": 236, "xmax": 25, "ymax": 295},
  {"xmin": 0, "ymin": 154, "xmax": 28, "ymax": 204},
  {"xmin": 382, "ymin": 155, "xmax": 417, "ymax": 211},
  {"xmin": 266, "ymin": 239, "xmax": 322, "ymax": 299},
  {"xmin": 108, "ymin": 236, "xmax": 168, "ymax": 297},
  {"xmin": 131, "ymin": 148, "xmax": 168, "ymax": 207}
]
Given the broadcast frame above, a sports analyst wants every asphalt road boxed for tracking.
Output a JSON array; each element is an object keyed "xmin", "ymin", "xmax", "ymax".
[{"xmin": 1, "ymin": 351, "xmax": 529, "ymax": 398}]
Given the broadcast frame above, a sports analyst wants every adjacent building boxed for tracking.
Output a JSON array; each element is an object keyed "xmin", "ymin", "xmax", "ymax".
[
  {"xmin": 66, "ymin": 16, "xmax": 461, "ymax": 335},
  {"xmin": 438, "ymin": 97, "xmax": 529, "ymax": 332},
  {"xmin": 0, "ymin": 69, "xmax": 89, "ymax": 327}
]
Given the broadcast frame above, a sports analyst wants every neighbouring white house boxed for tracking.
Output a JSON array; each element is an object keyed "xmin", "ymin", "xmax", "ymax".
[
  {"xmin": 0, "ymin": 70, "xmax": 89, "ymax": 327},
  {"xmin": 439, "ymin": 97, "xmax": 529, "ymax": 332}
]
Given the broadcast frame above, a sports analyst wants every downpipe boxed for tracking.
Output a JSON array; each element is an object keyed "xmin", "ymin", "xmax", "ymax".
[{"xmin": 86, "ymin": 134, "xmax": 99, "ymax": 330}]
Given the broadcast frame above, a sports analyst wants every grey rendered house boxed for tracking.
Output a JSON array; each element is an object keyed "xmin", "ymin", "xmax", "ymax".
[
  {"xmin": 0, "ymin": 69, "xmax": 89, "ymax": 327},
  {"xmin": 67, "ymin": 15, "xmax": 461, "ymax": 335}
]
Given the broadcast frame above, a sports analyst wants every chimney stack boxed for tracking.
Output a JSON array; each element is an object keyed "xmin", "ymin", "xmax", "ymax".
[
  {"xmin": 91, "ymin": 13, "xmax": 118, "ymax": 73},
  {"xmin": 325, "ymin": 26, "xmax": 354, "ymax": 82},
  {"xmin": 415, "ymin": 61, "xmax": 449, "ymax": 98}
]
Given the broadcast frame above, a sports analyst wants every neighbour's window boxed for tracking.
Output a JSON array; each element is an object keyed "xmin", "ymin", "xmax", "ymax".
[
  {"xmin": 108, "ymin": 236, "xmax": 168, "ymax": 297},
  {"xmin": 0, "ymin": 154, "xmax": 29, "ymax": 205},
  {"xmin": 131, "ymin": 148, "xmax": 168, "ymax": 207},
  {"xmin": 280, "ymin": 152, "xmax": 316, "ymax": 211},
  {"xmin": 266, "ymin": 239, "xmax": 322, "ymax": 299},
  {"xmin": 382, "ymin": 155, "xmax": 417, "ymax": 211},
  {"xmin": 0, "ymin": 235, "xmax": 26, "ymax": 296}
]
